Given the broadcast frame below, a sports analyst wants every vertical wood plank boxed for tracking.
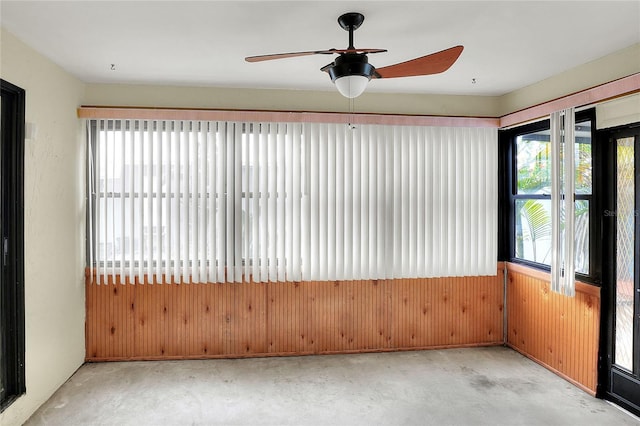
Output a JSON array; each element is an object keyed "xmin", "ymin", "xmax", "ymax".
[
  {"xmin": 505, "ymin": 266, "xmax": 600, "ymax": 394},
  {"xmin": 87, "ymin": 271, "xmax": 507, "ymax": 361}
]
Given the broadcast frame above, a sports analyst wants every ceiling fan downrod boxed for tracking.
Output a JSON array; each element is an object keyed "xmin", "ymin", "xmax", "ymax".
[{"xmin": 338, "ymin": 12, "xmax": 365, "ymax": 50}]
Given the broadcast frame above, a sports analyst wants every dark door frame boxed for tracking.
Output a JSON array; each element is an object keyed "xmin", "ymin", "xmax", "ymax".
[
  {"xmin": 598, "ymin": 124, "xmax": 640, "ymax": 416},
  {"xmin": 0, "ymin": 79, "xmax": 26, "ymax": 412}
]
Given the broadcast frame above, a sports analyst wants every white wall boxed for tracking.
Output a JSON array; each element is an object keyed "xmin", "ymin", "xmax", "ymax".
[{"xmin": 0, "ymin": 28, "xmax": 86, "ymax": 426}]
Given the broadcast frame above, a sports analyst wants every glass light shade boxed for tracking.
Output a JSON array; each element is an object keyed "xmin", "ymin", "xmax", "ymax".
[{"xmin": 334, "ymin": 75, "xmax": 370, "ymax": 98}]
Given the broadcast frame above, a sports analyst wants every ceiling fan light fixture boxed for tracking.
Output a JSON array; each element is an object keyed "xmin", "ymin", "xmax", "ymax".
[
  {"xmin": 334, "ymin": 75, "xmax": 370, "ymax": 99},
  {"xmin": 323, "ymin": 54, "xmax": 376, "ymax": 98}
]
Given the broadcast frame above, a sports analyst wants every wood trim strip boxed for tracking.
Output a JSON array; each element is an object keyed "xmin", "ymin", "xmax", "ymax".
[
  {"xmin": 505, "ymin": 262, "xmax": 600, "ymax": 297},
  {"xmin": 86, "ymin": 342, "xmax": 505, "ymax": 362},
  {"xmin": 499, "ymin": 73, "xmax": 640, "ymax": 128},
  {"xmin": 77, "ymin": 106, "xmax": 500, "ymax": 128}
]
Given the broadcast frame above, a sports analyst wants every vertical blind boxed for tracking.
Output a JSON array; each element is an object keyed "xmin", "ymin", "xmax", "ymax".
[
  {"xmin": 550, "ymin": 108, "xmax": 576, "ymax": 296},
  {"xmin": 87, "ymin": 119, "xmax": 497, "ymax": 284}
]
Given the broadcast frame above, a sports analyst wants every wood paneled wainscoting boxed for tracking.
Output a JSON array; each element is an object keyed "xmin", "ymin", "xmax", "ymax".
[
  {"xmin": 85, "ymin": 268, "xmax": 505, "ymax": 361},
  {"xmin": 506, "ymin": 263, "xmax": 601, "ymax": 395}
]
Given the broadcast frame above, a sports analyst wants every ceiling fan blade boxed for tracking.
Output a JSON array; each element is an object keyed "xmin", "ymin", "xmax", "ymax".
[
  {"xmin": 246, "ymin": 48, "xmax": 387, "ymax": 63},
  {"xmin": 373, "ymin": 46, "xmax": 464, "ymax": 79},
  {"xmin": 245, "ymin": 50, "xmax": 336, "ymax": 62}
]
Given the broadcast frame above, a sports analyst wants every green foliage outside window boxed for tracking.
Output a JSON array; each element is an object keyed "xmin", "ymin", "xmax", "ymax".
[{"xmin": 514, "ymin": 123, "xmax": 591, "ymax": 274}]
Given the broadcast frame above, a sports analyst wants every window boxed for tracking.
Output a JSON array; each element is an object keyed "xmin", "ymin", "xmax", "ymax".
[
  {"xmin": 88, "ymin": 119, "xmax": 498, "ymax": 284},
  {"xmin": 501, "ymin": 109, "xmax": 596, "ymax": 280},
  {"xmin": 0, "ymin": 79, "xmax": 26, "ymax": 411}
]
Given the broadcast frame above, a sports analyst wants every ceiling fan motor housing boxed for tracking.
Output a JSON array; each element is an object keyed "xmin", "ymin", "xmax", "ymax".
[{"xmin": 325, "ymin": 54, "xmax": 377, "ymax": 82}]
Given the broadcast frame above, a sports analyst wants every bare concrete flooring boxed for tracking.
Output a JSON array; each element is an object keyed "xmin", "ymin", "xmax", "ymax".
[{"xmin": 25, "ymin": 346, "xmax": 639, "ymax": 426}]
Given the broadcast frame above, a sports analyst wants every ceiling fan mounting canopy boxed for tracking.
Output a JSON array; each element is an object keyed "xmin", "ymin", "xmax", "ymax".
[
  {"xmin": 337, "ymin": 12, "xmax": 365, "ymax": 32},
  {"xmin": 245, "ymin": 12, "xmax": 464, "ymax": 98}
]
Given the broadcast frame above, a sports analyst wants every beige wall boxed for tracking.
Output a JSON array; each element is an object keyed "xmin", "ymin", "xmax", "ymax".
[
  {"xmin": 596, "ymin": 92, "xmax": 640, "ymax": 129},
  {"xmin": 84, "ymin": 83, "xmax": 502, "ymax": 117},
  {"xmin": 0, "ymin": 28, "xmax": 86, "ymax": 426},
  {"xmin": 499, "ymin": 43, "xmax": 640, "ymax": 116}
]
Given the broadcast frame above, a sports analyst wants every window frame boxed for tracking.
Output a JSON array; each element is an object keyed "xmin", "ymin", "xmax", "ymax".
[
  {"xmin": 0, "ymin": 79, "xmax": 26, "ymax": 412},
  {"xmin": 499, "ymin": 108, "xmax": 599, "ymax": 284}
]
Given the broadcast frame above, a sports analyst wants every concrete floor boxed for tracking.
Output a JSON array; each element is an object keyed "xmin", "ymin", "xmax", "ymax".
[{"xmin": 25, "ymin": 347, "xmax": 639, "ymax": 426}]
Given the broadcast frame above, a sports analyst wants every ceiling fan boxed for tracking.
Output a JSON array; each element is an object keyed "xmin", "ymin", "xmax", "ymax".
[{"xmin": 245, "ymin": 12, "xmax": 464, "ymax": 98}]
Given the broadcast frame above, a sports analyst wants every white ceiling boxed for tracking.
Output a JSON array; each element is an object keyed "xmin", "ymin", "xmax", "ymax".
[{"xmin": 1, "ymin": 1, "xmax": 639, "ymax": 96}]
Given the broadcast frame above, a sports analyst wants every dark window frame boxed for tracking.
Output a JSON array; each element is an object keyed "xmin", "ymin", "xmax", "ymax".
[
  {"xmin": 0, "ymin": 79, "xmax": 26, "ymax": 412},
  {"xmin": 499, "ymin": 108, "xmax": 600, "ymax": 285}
]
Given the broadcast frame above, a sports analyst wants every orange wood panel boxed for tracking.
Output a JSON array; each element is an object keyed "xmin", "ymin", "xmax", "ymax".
[
  {"xmin": 85, "ymin": 271, "xmax": 504, "ymax": 361},
  {"xmin": 85, "ymin": 281, "xmax": 135, "ymax": 359},
  {"xmin": 506, "ymin": 263, "xmax": 600, "ymax": 395}
]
